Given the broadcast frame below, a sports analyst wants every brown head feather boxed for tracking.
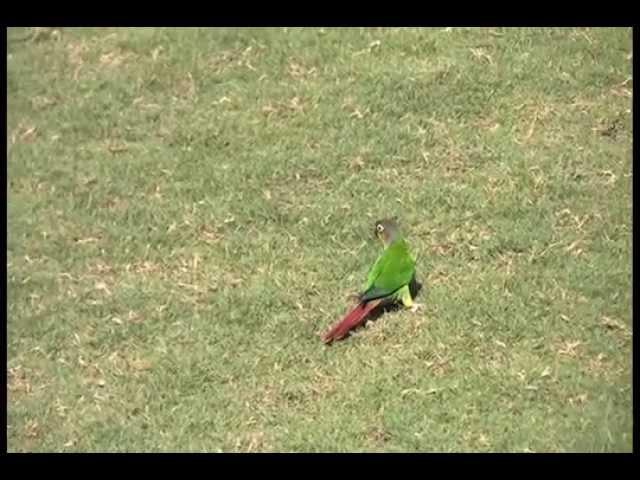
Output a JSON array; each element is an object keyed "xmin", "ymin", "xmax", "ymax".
[{"xmin": 374, "ymin": 217, "xmax": 401, "ymax": 247}]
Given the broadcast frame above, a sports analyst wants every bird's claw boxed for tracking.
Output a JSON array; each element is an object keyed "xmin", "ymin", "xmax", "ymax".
[
  {"xmin": 409, "ymin": 303, "xmax": 424, "ymax": 313},
  {"xmin": 346, "ymin": 292, "xmax": 362, "ymax": 303}
]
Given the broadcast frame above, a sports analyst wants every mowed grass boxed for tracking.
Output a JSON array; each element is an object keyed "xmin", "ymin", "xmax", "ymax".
[{"xmin": 7, "ymin": 27, "xmax": 632, "ymax": 452}]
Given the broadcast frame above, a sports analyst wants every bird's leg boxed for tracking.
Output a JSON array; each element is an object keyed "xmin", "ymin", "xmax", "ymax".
[{"xmin": 399, "ymin": 285, "xmax": 423, "ymax": 312}]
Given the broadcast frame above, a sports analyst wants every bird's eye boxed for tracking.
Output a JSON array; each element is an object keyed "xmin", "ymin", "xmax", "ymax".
[{"xmin": 376, "ymin": 224, "xmax": 384, "ymax": 233}]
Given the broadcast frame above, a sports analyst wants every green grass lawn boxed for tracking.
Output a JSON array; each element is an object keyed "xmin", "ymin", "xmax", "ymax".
[{"xmin": 7, "ymin": 27, "xmax": 632, "ymax": 452}]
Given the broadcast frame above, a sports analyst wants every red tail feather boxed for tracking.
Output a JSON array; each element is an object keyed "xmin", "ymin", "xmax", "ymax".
[{"xmin": 322, "ymin": 299, "xmax": 382, "ymax": 344}]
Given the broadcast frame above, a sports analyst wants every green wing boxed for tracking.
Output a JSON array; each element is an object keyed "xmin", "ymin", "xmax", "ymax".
[{"xmin": 360, "ymin": 239, "xmax": 415, "ymax": 302}]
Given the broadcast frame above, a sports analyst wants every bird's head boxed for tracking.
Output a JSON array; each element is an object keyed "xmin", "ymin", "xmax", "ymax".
[{"xmin": 374, "ymin": 217, "xmax": 400, "ymax": 247}]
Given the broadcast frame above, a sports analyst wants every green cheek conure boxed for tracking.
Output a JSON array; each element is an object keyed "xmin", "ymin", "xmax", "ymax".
[{"xmin": 322, "ymin": 217, "xmax": 422, "ymax": 344}]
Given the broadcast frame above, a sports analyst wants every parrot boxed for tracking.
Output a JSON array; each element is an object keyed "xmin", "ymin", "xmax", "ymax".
[{"xmin": 321, "ymin": 217, "xmax": 421, "ymax": 344}]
